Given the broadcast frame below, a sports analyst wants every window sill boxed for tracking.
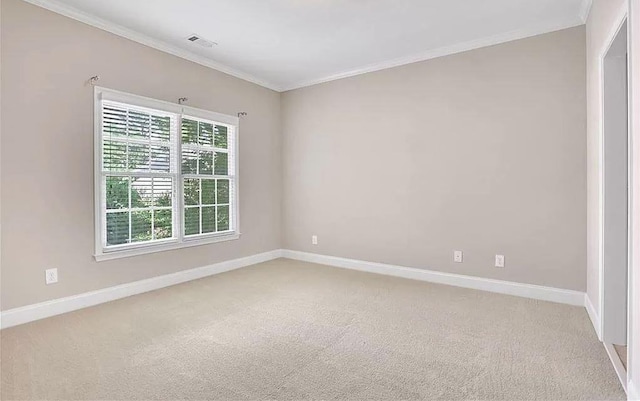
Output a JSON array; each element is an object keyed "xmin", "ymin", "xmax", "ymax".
[{"xmin": 94, "ymin": 232, "xmax": 241, "ymax": 262}]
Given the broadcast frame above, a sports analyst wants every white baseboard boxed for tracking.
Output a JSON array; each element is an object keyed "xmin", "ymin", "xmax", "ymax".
[
  {"xmin": 604, "ymin": 342, "xmax": 628, "ymax": 393},
  {"xmin": 585, "ymin": 293, "xmax": 602, "ymax": 340},
  {"xmin": 1, "ymin": 249, "xmax": 589, "ymax": 330},
  {"xmin": 0, "ymin": 249, "xmax": 282, "ymax": 330},
  {"xmin": 281, "ymin": 250, "xmax": 586, "ymax": 306}
]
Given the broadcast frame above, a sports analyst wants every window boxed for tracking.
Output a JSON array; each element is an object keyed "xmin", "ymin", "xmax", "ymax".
[{"xmin": 94, "ymin": 88, "xmax": 239, "ymax": 261}]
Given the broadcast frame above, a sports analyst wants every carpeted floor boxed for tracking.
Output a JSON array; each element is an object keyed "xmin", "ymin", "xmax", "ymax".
[{"xmin": 0, "ymin": 258, "xmax": 625, "ymax": 400}]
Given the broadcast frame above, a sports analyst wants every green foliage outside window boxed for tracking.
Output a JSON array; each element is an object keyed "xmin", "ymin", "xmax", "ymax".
[
  {"xmin": 104, "ymin": 117, "xmax": 231, "ymax": 246},
  {"xmin": 105, "ymin": 177, "xmax": 173, "ymax": 246}
]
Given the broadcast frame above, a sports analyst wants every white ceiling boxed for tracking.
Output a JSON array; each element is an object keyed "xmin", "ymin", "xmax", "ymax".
[{"xmin": 28, "ymin": 0, "xmax": 590, "ymax": 91}]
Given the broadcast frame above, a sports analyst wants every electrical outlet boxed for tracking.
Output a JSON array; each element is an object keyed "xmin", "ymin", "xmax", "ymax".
[
  {"xmin": 453, "ymin": 250, "xmax": 463, "ymax": 263},
  {"xmin": 312, "ymin": 235, "xmax": 318, "ymax": 245},
  {"xmin": 45, "ymin": 268, "xmax": 58, "ymax": 284},
  {"xmin": 495, "ymin": 255, "xmax": 505, "ymax": 268}
]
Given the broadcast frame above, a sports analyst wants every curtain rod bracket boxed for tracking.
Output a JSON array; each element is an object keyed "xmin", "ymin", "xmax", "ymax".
[
  {"xmin": 237, "ymin": 112, "xmax": 248, "ymax": 118},
  {"xmin": 89, "ymin": 75, "xmax": 100, "ymax": 86},
  {"xmin": 178, "ymin": 97, "xmax": 188, "ymax": 105}
]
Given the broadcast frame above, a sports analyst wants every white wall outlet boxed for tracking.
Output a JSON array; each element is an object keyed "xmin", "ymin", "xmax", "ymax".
[
  {"xmin": 312, "ymin": 235, "xmax": 318, "ymax": 245},
  {"xmin": 453, "ymin": 250, "xmax": 463, "ymax": 263},
  {"xmin": 495, "ymin": 255, "xmax": 505, "ymax": 268},
  {"xmin": 45, "ymin": 268, "xmax": 58, "ymax": 284}
]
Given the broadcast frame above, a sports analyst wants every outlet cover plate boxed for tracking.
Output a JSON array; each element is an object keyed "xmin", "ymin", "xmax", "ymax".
[{"xmin": 45, "ymin": 268, "xmax": 58, "ymax": 284}]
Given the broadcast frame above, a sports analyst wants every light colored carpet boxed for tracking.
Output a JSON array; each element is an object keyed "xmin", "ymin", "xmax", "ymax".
[{"xmin": 0, "ymin": 258, "xmax": 625, "ymax": 400}]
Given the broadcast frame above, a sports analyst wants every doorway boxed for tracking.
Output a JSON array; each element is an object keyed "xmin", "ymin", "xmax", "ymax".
[{"xmin": 600, "ymin": 16, "xmax": 629, "ymax": 389}]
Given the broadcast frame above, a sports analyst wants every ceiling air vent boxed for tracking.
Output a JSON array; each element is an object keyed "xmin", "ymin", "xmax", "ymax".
[{"xmin": 186, "ymin": 34, "xmax": 217, "ymax": 48}]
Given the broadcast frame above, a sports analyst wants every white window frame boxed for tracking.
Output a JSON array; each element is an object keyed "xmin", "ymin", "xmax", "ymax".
[{"xmin": 94, "ymin": 87, "xmax": 240, "ymax": 261}]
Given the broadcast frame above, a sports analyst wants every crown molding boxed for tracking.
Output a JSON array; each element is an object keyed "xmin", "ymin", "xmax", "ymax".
[
  {"xmin": 579, "ymin": 0, "xmax": 594, "ymax": 23},
  {"xmin": 282, "ymin": 16, "xmax": 585, "ymax": 91},
  {"xmin": 21, "ymin": 0, "xmax": 284, "ymax": 92},
  {"xmin": 23, "ymin": 0, "xmax": 587, "ymax": 94}
]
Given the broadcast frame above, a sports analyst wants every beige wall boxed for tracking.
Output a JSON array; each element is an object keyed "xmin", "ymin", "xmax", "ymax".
[
  {"xmin": 282, "ymin": 27, "xmax": 587, "ymax": 291},
  {"xmin": 0, "ymin": 0, "xmax": 590, "ymax": 312},
  {"xmin": 585, "ymin": 0, "xmax": 627, "ymax": 322},
  {"xmin": 0, "ymin": 0, "xmax": 282, "ymax": 310}
]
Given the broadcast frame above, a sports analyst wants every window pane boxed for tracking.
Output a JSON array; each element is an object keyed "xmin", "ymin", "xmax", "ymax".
[
  {"xmin": 131, "ymin": 177, "xmax": 153, "ymax": 208},
  {"xmin": 106, "ymin": 176, "xmax": 129, "ymax": 210},
  {"xmin": 217, "ymin": 205, "xmax": 230, "ymax": 231},
  {"xmin": 202, "ymin": 206, "xmax": 216, "ymax": 233},
  {"xmin": 182, "ymin": 118, "xmax": 198, "ymax": 144},
  {"xmin": 103, "ymin": 106, "xmax": 127, "ymax": 138},
  {"xmin": 131, "ymin": 211, "xmax": 152, "ymax": 242},
  {"xmin": 154, "ymin": 210, "xmax": 172, "ymax": 239},
  {"xmin": 202, "ymin": 179, "xmax": 216, "ymax": 205},
  {"xmin": 185, "ymin": 207, "xmax": 200, "ymax": 236},
  {"xmin": 184, "ymin": 179, "xmax": 200, "ymax": 206},
  {"xmin": 182, "ymin": 149, "xmax": 198, "ymax": 174},
  {"xmin": 103, "ymin": 140, "xmax": 127, "ymax": 171},
  {"xmin": 151, "ymin": 145, "xmax": 170, "ymax": 172},
  {"xmin": 128, "ymin": 111, "xmax": 150, "ymax": 139},
  {"xmin": 128, "ymin": 144, "xmax": 150, "ymax": 170},
  {"xmin": 214, "ymin": 152, "xmax": 228, "ymax": 175},
  {"xmin": 153, "ymin": 178, "xmax": 172, "ymax": 207},
  {"xmin": 101, "ymin": 99, "xmax": 236, "ymax": 251},
  {"xmin": 151, "ymin": 115, "xmax": 170, "ymax": 141},
  {"xmin": 107, "ymin": 211, "xmax": 129, "ymax": 245},
  {"xmin": 217, "ymin": 179, "xmax": 229, "ymax": 204},
  {"xmin": 214, "ymin": 125, "xmax": 228, "ymax": 149},
  {"xmin": 199, "ymin": 121, "xmax": 214, "ymax": 146},
  {"xmin": 199, "ymin": 151, "xmax": 214, "ymax": 175}
]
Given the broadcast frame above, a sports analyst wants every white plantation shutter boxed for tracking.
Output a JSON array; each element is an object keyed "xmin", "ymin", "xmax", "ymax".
[{"xmin": 95, "ymin": 88, "xmax": 239, "ymax": 259}]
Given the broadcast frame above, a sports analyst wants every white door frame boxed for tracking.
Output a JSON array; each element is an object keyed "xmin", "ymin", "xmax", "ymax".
[
  {"xmin": 627, "ymin": 0, "xmax": 639, "ymax": 396},
  {"xmin": 597, "ymin": 1, "xmax": 631, "ymax": 392}
]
